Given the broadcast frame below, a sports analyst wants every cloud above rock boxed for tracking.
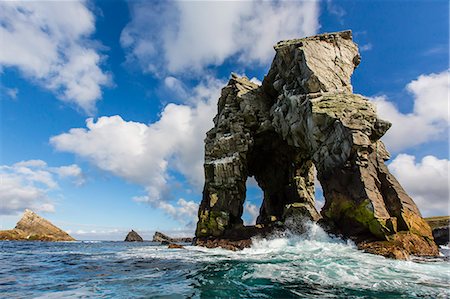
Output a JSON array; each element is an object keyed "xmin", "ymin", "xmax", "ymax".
[
  {"xmin": 372, "ymin": 70, "xmax": 449, "ymax": 152},
  {"xmin": 50, "ymin": 78, "xmax": 225, "ymax": 225},
  {"xmin": 121, "ymin": 0, "xmax": 320, "ymax": 75},
  {"xmin": 388, "ymin": 154, "xmax": 449, "ymax": 217}
]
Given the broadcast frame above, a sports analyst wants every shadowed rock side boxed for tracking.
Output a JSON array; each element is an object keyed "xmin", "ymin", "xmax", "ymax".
[
  {"xmin": 195, "ymin": 30, "xmax": 439, "ymax": 259},
  {"xmin": 0, "ymin": 209, "xmax": 75, "ymax": 241},
  {"xmin": 124, "ymin": 230, "xmax": 143, "ymax": 242}
]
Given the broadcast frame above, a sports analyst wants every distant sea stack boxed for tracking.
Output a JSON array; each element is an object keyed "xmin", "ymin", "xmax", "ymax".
[
  {"xmin": 124, "ymin": 230, "xmax": 143, "ymax": 242},
  {"xmin": 152, "ymin": 231, "xmax": 193, "ymax": 244},
  {"xmin": 0, "ymin": 209, "xmax": 75, "ymax": 241},
  {"xmin": 194, "ymin": 30, "xmax": 439, "ymax": 259}
]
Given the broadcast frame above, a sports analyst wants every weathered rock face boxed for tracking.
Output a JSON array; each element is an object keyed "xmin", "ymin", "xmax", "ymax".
[
  {"xmin": 195, "ymin": 30, "xmax": 439, "ymax": 258},
  {"xmin": 0, "ymin": 209, "xmax": 75, "ymax": 241},
  {"xmin": 124, "ymin": 230, "xmax": 143, "ymax": 242}
]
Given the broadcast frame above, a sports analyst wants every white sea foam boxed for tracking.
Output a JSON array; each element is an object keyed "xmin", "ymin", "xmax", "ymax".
[{"xmin": 117, "ymin": 221, "xmax": 450, "ymax": 297}]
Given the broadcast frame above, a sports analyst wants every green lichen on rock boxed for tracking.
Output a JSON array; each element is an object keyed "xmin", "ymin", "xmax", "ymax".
[
  {"xmin": 196, "ymin": 210, "xmax": 230, "ymax": 238},
  {"xmin": 324, "ymin": 198, "xmax": 393, "ymax": 239}
]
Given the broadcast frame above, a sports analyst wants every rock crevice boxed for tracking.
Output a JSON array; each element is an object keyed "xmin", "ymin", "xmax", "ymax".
[{"xmin": 195, "ymin": 30, "xmax": 438, "ymax": 259}]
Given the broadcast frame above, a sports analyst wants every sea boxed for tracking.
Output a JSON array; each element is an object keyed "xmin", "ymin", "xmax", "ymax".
[{"xmin": 1, "ymin": 223, "xmax": 449, "ymax": 299}]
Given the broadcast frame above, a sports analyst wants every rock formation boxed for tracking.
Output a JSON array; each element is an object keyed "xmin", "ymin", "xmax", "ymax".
[
  {"xmin": 152, "ymin": 231, "xmax": 193, "ymax": 244},
  {"xmin": 425, "ymin": 216, "xmax": 449, "ymax": 245},
  {"xmin": 195, "ymin": 30, "xmax": 439, "ymax": 259},
  {"xmin": 124, "ymin": 230, "xmax": 143, "ymax": 242},
  {"xmin": 0, "ymin": 209, "xmax": 75, "ymax": 241}
]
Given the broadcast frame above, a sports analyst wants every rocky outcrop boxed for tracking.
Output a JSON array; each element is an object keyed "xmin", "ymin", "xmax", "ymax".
[
  {"xmin": 152, "ymin": 231, "xmax": 193, "ymax": 244},
  {"xmin": 425, "ymin": 216, "xmax": 449, "ymax": 245},
  {"xmin": 0, "ymin": 209, "xmax": 75, "ymax": 241},
  {"xmin": 195, "ymin": 30, "xmax": 439, "ymax": 259},
  {"xmin": 124, "ymin": 230, "xmax": 143, "ymax": 242}
]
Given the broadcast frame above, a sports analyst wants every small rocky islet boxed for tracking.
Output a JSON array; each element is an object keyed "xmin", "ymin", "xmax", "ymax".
[
  {"xmin": 151, "ymin": 231, "xmax": 193, "ymax": 244},
  {"xmin": 123, "ymin": 230, "xmax": 192, "ymax": 249},
  {"xmin": 0, "ymin": 209, "xmax": 75, "ymax": 241},
  {"xmin": 124, "ymin": 230, "xmax": 143, "ymax": 242}
]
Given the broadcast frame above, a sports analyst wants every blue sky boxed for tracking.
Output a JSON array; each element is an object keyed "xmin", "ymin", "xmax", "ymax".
[{"xmin": 0, "ymin": 0, "xmax": 448, "ymax": 240}]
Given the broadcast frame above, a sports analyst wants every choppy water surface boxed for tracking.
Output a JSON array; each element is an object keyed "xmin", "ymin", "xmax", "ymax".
[{"xmin": 1, "ymin": 224, "xmax": 449, "ymax": 298}]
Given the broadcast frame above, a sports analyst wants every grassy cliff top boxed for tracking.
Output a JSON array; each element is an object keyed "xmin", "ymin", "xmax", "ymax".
[{"xmin": 424, "ymin": 216, "xmax": 450, "ymax": 229}]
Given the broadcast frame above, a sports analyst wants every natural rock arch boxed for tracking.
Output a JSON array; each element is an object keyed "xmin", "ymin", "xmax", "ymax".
[{"xmin": 195, "ymin": 31, "xmax": 438, "ymax": 259}]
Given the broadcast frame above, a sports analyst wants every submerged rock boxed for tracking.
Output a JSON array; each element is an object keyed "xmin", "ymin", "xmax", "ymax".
[
  {"xmin": 124, "ymin": 230, "xmax": 143, "ymax": 242},
  {"xmin": 168, "ymin": 243, "xmax": 185, "ymax": 249},
  {"xmin": 152, "ymin": 231, "xmax": 193, "ymax": 244},
  {"xmin": 195, "ymin": 30, "xmax": 439, "ymax": 259},
  {"xmin": 0, "ymin": 209, "xmax": 75, "ymax": 241}
]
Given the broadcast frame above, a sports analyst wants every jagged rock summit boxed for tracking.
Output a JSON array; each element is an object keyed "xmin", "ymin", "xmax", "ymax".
[
  {"xmin": 0, "ymin": 209, "xmax": 75, "ymax": 241},
  {"xmin": 195, "ymin": 30, "xmax": 439, "ymax": 259},
  {"xmin": 124, "ymin": 230, "xmax": 143, "ymax": 242}
]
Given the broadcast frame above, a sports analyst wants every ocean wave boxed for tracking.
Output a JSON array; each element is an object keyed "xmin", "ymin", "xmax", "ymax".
[{"xmin": 1, "ymin": 223, "xmax": 449, "ymax": 298}]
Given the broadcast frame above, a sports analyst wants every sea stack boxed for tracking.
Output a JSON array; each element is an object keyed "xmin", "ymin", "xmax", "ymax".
[
  {"xmin": 194, "ymin": 30, "xmax": 439, "ymax": 259},
  {"xmin": 0, "ymin": 209, "xmax": 75, "ymax": 241},
  {"xmin": 124, "ymin": 230, "xmax": 143, "ymax": 242}
]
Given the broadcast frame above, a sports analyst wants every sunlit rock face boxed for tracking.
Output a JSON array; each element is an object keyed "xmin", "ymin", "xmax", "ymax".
[{"xmin": 195, "ymin": 31, "xmax": 438, "ymax": 259}]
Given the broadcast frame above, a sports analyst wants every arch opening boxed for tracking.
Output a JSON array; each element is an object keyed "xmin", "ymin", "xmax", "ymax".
[{"xmin": 242, "ymin": 177, "xmax": 263, "ymax": 226}]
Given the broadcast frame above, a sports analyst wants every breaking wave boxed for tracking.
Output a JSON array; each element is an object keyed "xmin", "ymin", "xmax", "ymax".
[{"xmin": 1, "ymin": 222, "xmax": 449, "ymax": 298}]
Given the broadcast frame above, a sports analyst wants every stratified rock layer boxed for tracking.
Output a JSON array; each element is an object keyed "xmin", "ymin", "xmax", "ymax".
[
  {"xmin": 195, "ymin": 30, "xmax": 439, "ymax": 259},
  {"xmin": 0, "ymin": 209, "xmax": 75, "ymax": 241},
  {"xmin": 124, "ymin": 230, "xmax": 143, "ymax": 242}
]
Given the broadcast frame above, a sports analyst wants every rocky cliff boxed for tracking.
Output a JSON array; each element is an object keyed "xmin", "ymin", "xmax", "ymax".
[
  {"xmin": 124, "ymin": 230, "xmax": 143, "ymax": 242},
  {"xmin": 195, "ymin": 30, "xmax": 439, "ymax": 259},
  {"xmin": 0, "ymin": 209, "xmax": 75, "ymax": 241}
]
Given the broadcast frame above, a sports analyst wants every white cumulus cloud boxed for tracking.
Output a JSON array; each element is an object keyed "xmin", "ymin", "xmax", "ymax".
[
  {"xmin": 134, "ymin": 197, "xmax": 198, "ymax": 228},
  {"xmin": 372, "ymin": 70, "xmax": 449, "ymax": 152},
  {"xmin": 244, "ymin": 203, "xmax": 259, "ymax": 226},
  {"xmin": 121, "ymin": 0, "xmax": 319, "ymax": 75},
  {"xmin": 0, "ymin": 160, "xmax": 84, "ymax": 215},
  {"xmin": 50, "ymin": 78, "xmax": 225, "ymax": 224},
  {"xmin": 388, "ymin": 154, "xmax": 449, "ymax": 217},
  {"xmin": 0, "ymin": 1, "xmax": 110, "ymax": 114}
]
